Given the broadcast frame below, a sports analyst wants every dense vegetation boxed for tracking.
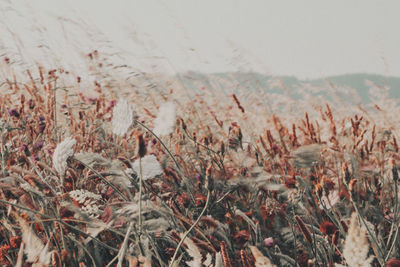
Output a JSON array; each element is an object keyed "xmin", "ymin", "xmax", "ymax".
[{"xmin": 0, "ymin": 55, "xmax": 400, "ymax": 266}]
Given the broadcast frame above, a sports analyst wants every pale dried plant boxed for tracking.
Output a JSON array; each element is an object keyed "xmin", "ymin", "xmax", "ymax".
[
  {"xmin": 249, "ymin": 246, "xmax": 276, "ymax": 267},
  {"xmin": 112, "ymin": 98, "xmax": 134, "ymax": 136},
  {"xmin": 181, "ymin": 234, "xmax": 202, "ymax": 267},
  {"xmin": 69, "ymin": 189, "xmax": 102, "ymax": 203},
  {"xmin": 204, "ymin": 253, "xmax": 212, "ymax": 266},
  {"xmin": 52, "ymin": 137, "xmax": 76, "ymax": 177},
  {"xmin": 18, "ymin": 218, "xmax": 51, "ymax": 266},
  {"xmin": 81, "ymin": 203, "xmax": 102, "ymax": 218},
  {"xmin": 69, "ymin": 189, "xmax": 103, "ymax": 218},
  {"xmin": 215, "ymin": 252, "xmax": 223, "ymax": 267},
  {"xmin": 153, "ymin": 102, "xmax": 176, "ymax": 136},
  {"xmin": 319, "ymin": 190, "xmax": 340, "ymax": 210},
  {"xmin": 335, "ymin": 212, "xmax": 374, "ymax": 267},
  {"xmin": 131, "ymin": 154, "xmax": 163, "ymax": 181}
]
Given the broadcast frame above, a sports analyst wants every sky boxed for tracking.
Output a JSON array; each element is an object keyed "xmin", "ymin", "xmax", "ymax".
[{"xmin": 1, "ymin": 0, "xmax": 399, "ymax": 79}]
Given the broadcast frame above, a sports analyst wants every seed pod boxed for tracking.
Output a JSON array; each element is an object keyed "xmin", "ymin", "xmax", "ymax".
[
  {"xmin": 391, "ymin": 159, "xmax": 398, "ymax": 182},
  {"xmin": 349, "ymin": 179, "xmax": 357, "ymax": 196},
  {"xmin": 220, "ymin": 141, "xmax": 225, "ymax": 156},
  {"xmin": 342, "ymin": 162, "xmax": 351, "ymax": 184},
  {"xmin": 180, "ymin": 118, "xmax": 187, "ymax": 131},
  {"xmin": 136, "ymin": 133, "xmax": 146, "ymax": 158},
  {"xmin": 295, "ymin": 215, "xmax": 313, "ymax": 243},
  {"xmin": 205, "ymin": 165, "xmax": 214, "ymax": 191}
]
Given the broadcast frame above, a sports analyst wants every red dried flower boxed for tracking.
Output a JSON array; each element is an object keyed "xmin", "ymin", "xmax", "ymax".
[
  {"xmin": 0, "ymin": 245, "xmax": 10, "ymax": 254},
  {"xmin": 284, "ymin": 177, "xmax": 297, "ymax": 188},
  {"xmin": 9, "ymin": 236, "xmax": 21, "ymax": 248},
  {"xmin": 323, "ymin": 178, "xmax": 335, "ymax": 191},
  {"xmin": 195, "ymin": 194, "xmax": 207, "ymax": 206},
  {"xmin": 61, "ymin": 249, "xmax": 69, "ymax": 262},
  {"xmin": 387, "ymin": 258, "xmax": 400, "ymax": 267},
  {"xmin": 176, "ymin": 193, "xmax": 189, "ymax": 209},
  {"xmin": 0, "ymin": 244, "xmax": 10, "ymax": 265},
  {"xmin": 319, "ymin": 220, "xmax": 337, "ymax": 236},
  {"xmin": 34, "ymin": 222, "xmax": 44, "ymax": 232},
  {"xmin": 233, "ymin": 230, "xmax": 251, "ymax": 245},
  {"xmin": 60, "ymin": 207, "xmax": 74, "ymax": 219}
]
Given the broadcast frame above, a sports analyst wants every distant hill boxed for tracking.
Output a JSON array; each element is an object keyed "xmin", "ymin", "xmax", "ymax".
[
  {"xmin": 303, "ymin": 73, "xmax": 400, "ymax": 102},
  {"xmin": 177, "ymin": 72, "xmax": 400, "ymax": 103}
]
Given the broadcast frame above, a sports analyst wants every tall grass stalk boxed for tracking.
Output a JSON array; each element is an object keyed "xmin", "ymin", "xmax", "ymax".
[
  {"xmin": 117, "ymin": 221, "xmax": 134, "ymax": 267},
  {"xmin": 138, "ymin": 156, "xmax": 143, "ymax": 238},
  {"xmin": 168, "ymin": 188, "xmax": 210, "ymax": 267},
  {"xmin": 385, "ymin": 176, "xmax": 400, "ymax": 261}
]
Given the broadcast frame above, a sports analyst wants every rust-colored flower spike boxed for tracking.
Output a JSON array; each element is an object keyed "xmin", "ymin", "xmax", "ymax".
[
  {"xmin": 342, "ymin": 162, "xmax": 351, "ymax": 184},
  {"xmin": 240, "ymin": 249, "xmax": 251, "ymax": 267},
  {"xmin": 205, "ymin": 164, "xmax": 214, "ymax": 191},
  {"xmin": 220, "ymin": 241, "xmax": 232, "ymax": 267},
  {"xmin": 136, "ymin": 133, "xmax": 146, "ymax": 158},
  {"xmin": 348, "ymin": 179, "xmax": 357, "ymax": 197},
  {"xmin": 232, "ymin": 94, "xmax": 245, "ymax": 113},
  {"xmin": 179, "ymin": 118, "xmax": 187, "ymax": 131},
  {"xmin": 295, "ymin": 215, "xmax": 313, "ymax": 243},
  {"xmin": 220, "ymin": 141, "xmax": 225, "ymax": 156}
]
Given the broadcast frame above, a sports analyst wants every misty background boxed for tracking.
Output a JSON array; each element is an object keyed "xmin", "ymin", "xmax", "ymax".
[{"xmin": 1, "ymin": 0, "xmax": 399, "ymax": 103}]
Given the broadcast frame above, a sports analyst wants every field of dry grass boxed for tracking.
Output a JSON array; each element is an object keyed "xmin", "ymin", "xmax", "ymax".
[{"xmin": 0, "ymin": 50, "xmax": 400, "ymax": 267}]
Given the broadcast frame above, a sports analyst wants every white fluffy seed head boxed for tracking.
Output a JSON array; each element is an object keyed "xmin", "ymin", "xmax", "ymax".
[
  {"xmin": 112, "ymin": 98, "xmax": 134, "ymax": 136},
  {"xmin": 339, "ymin": 213, "xmax": 374, "ymax": 267},
  {"xmin": 52, "ymin": 137, "xmax": 76, "ymax": 176},
  {"xmin": 132, "ymin": 154, "xmax": 163, "ymax": 181},
  {"xmin": 153, "ymin": 102, "xmax": 176, "ymax": 136}
]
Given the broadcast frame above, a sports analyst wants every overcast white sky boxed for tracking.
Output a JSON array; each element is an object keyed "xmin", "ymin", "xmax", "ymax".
[{"xmin": 1, "ymin": 0, "xmax": 399, "ymax": 79}]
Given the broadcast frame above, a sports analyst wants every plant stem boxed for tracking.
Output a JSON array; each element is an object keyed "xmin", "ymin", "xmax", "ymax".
[
  {"xmin": 0, "ymin": 129, "xmax": 6, "ymax": 177},
  {"xmin": 385, "ymin": 178, "xmax": 399, "ymax": 261},
  {"xmin": 117, "ymin": 222, "xmax": 134, "ymax": 267},
  {"xmin": 168, "ymin": 189, "xmax": 210, "ymax": 267},
  {"xmin": 138, "ymin": 157, "xmax": 143, "ymax": 238}
]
